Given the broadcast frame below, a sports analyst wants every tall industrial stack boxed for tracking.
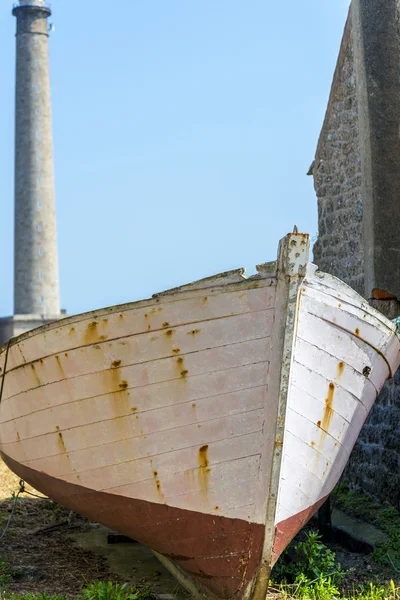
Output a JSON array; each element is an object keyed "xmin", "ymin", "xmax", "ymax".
[{"xmin": 0, "ymin": 0, "xmax": 62, "ymax": 345}]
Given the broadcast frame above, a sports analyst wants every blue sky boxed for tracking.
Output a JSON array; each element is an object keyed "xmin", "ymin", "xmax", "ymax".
[{"xmin": 0, "ymin": 1, "xmax": 350, "ymax": 316}]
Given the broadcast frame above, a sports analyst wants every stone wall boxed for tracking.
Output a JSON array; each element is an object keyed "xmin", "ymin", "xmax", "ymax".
[
  {"xmin": 345, "ymin": 372, "xmax": 400, "ymax": 508},
  {"xmin": 312, "ymin": 1, "xmax": 400, "ymax": 508},
  {"xmin": 312, "ymin": 14, "xmax": 364, "ymax": 297}
]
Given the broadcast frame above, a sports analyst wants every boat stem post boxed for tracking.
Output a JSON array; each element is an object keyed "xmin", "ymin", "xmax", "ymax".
[{"xmin": 251, "ymin": 232, "xmax": 309, "ymax": 600}]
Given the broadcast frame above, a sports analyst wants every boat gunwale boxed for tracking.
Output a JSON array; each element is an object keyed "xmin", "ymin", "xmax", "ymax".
[
  {"xmin": 305, "ymin": 266, "xmax": 399, "ymax": 335},
  {"xmin": 0, "ymin": 275, "xmax": 277, "ymax": 357},
  {"xmin": 0, "ymin": 307, "xmax": 274, "ymax": 382}
]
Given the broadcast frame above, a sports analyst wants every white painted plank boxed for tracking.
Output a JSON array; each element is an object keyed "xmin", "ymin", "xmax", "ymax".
[
  {"xmin": 293, "ymin": 337, "xmax": 368, "ymax": 398},
  {"xmin": 2, "ymin": 311, "xmax": 273, "ymax": 401},
  {"xmin": 0, "ymin": 364, "xmax": 268, "ymax": 442},
  {"xmin": 281, "ymin": 430, "xmax": 342, "ymax": 483},
  {"xmin": 50, "ymin": 431, "xmax": 263, "ymax": 484},
  {"xmin": 297, "ymin": 312, "xmax": 379, "ymax": 376},
  {"xmin": 106, "ymin": 455, "xmax": 261, "ymax": 516},
  {"xmin": 290, "ymin": 369, "xmax": 367, "ymax": 423},
  {"xmin": 302, "ymin": 282, "xmax": 395, "ymax": 339},
  {"xmin": 9, "ymin": 408, "xmax": 265, "ymax": 465},
  {"xmin": 1, "ymin": 337, "xmax": 270, "ymax": 419}
]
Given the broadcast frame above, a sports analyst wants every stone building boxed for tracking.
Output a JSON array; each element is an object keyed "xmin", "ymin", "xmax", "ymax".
[
  {"xmin": 0, "ymin": 0, "xmax": 62, "ymax": 346},
  {"xmin": 311, "ymin": 0, "xmax": 400, "ymax": 507}
]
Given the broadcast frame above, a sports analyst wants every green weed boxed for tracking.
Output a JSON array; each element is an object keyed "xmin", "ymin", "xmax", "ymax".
[
  {"xmin": 80, "ymin": 581, "xmax": 153, "ymax": 600},
  {"xmin": 273, "ymin": 530, "xmax": 347, "ymax": 588},
  {"xmin": 8, "ymin": 595, "xmax": 70, "ymax": 600},
  {"xmin": 275, "ymin": 577, "xmax": 400, "ymax": 599},
  {"xmin": 272, "ymin": 526, "xmax": 400, "ymax": 598},
  {"xmin": 345, "ymin": 581, "xmax": 399, "ymax": 600},
  {"xmin": 0, "ymin": 553, "xmax": 16, "ymax": 588},
  {"xmin": 1, "ymin": 582, "xmax": 154, "ymax": 600}
]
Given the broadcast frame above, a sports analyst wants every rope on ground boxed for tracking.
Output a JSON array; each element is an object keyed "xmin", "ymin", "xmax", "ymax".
[
  {"xmin": 21, "ymin": 488, "xmax": 51, "ymax": 500},
  {"xmin": 0, "ymin": 479, "xmax": 55, "ymax": 542},
  {"xmin": 0, "ymin": 480, "xmax": 24, "ymax": 542},
  {"xmin": 18, "ymin": 479, "xmax": 51, "ymax": 501}
]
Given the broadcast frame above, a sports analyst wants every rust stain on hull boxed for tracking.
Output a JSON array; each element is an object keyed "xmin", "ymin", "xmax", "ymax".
[
  {"xmin": 30, "ymin": 364, "xmax": 41, "ymax": 386},
  {"xmin": 58, "ymin": 432, "xmax": 66, "ymax": 453},
  {"xmin": 175, "ymin": 356, "xmax": 189, "ymax": 379},
  {"xmin": 55, "ymin": 355, "xmax": 66, "ymax": 379},
  {"xmin": 102, "ymin": 368, "xmax": 133, "ymax": 440},
  {"xmin": 337, "ymin": 362, "xmax": 344, "ymax": 379},
  {"xmin": 317, "ymin": 382, "xmax": 335, "ymax": 449},
  {"xmin": 198, "ymin": 445, "xmax": 211, "ymax": 498},
  {"xmin": 84, "ymin": 322, "xmax": 100, "ymax": 345},
  {"xmin": 322, "ymin": 383, "xmax": 335, "ymax": 432},
  {"xmin": 153, "ymin": 470, "xmax": 165, "ymax": 502}
]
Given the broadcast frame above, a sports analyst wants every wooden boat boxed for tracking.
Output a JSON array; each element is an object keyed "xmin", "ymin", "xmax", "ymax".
[{"xmin": 0, "ymin": 232, "xmax": 399, "ymax": 600}]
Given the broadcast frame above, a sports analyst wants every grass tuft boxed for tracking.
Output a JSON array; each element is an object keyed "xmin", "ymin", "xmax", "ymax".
[
  {"xmin": 0, "ymin": 581, "xmax": 155, "ymax": 600},
  {"xmin": 272, "ymin": 529, "xmax": 400, "ymax": 599},
  {"xmin": 80, "ymin": 581, "xmax": 153, "ymax": 600},
  {"xmin": 272, "ymin": 530, "xmax": 347, "ymax": 599}
]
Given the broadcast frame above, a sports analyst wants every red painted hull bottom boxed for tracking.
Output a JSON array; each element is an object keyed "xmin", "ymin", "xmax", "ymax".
[
  {"xmin": 1, "ymin": 452, "xmax": 325, "ymax": 599},
  {"xmin": 271, "ymin": 496, "xmax": 329, "ymax": 566}
]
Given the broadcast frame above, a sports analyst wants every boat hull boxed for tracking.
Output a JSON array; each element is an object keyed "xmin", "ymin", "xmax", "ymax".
[
  {"xmin": 272, "ymin": 265, "xmax": 400, "ymax": 564},
  {"xmin": 1, "ymin": 233, "xmax": 399, "ymax": 599}
]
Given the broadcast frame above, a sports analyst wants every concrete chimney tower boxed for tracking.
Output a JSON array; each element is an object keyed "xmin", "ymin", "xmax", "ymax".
[
  {"xmin": 13, "ymin": 0, "xmax": 60, "ymax": 316},
  {"xmin": 0, "ymin": 0, "xmax": 62, "ymax": 345}
]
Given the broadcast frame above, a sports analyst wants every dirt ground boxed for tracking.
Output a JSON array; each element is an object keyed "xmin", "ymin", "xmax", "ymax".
[
  {"xmin": 0, "ymin": 461, "xmax": 117, "ymax": 597},
  {"xmin": 0, "ymin": 459, "xmax": 189, "ymax": 598}
]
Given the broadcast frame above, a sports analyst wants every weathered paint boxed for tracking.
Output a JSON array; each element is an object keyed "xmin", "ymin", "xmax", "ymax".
[
  {"xmin": 274, "ymin": 264, "xmax": 400, "ymax": 541},
  {"xmin": 0, "ymin": 234, "xmax": 399, "ymax": 600}
]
